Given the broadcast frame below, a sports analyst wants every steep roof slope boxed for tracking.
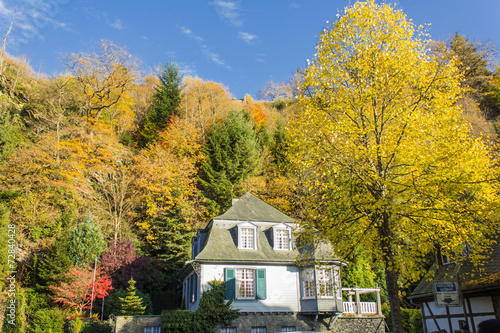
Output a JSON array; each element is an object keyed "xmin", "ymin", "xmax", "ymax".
[{"xmin": 214, "ymin": 192, "xmax": 296, "ymax": 223}]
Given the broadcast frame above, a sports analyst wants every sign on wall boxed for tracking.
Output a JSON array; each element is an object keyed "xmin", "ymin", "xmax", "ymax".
[{"xmin": 434, "ymin": 281, "xmax": 462, "ymax": 307}]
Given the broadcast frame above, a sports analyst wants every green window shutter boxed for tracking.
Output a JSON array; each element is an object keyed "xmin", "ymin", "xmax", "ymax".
[
  {"xmin": 256, "ymin": 268, "xmax": 266, "ymax": 300},
  {"xmin": 225, "ymin": 268, "xmax": 236, "ymax": 300}
]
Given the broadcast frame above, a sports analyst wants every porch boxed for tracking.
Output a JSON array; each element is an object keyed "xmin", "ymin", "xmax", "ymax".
[{"xmin": 342, "ymin": 287, "xmax": 383, "ymax": 316}]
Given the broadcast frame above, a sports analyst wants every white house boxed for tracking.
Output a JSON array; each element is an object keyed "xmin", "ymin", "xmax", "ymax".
[{"xmin": 179, "ymin": 193, "xmax": 384, "ymax": 333}]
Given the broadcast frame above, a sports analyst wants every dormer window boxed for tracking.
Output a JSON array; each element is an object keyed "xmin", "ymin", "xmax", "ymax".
[
  {"xmin": 273, "ymin": 223, "xmax": 292, "ymax": 251},
  {"xmin": 237, "ymin": 221, "xmax": 257, "ymax": 250}
]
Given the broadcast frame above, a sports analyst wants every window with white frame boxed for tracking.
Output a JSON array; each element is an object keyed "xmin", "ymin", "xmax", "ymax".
[
  {"xmin": 240, "ymin": 228, "xmax": 254, "ymax": 249},
  {"xmin": 301, "ymin": 268, "xmax": 316, "ymax": 298},
  {"xmin": 251, "ymin": 327, "xmax": 267, "ymax": 333},
  {"xmin": 274, "ymin": 228, "xmax": 291, "ymax": 250},
  {"xmin": 317, "ymin": 267, "xmax": 333, "ymax": 297},
  {"xmin": 301, "ymin": 266, "xmax": 339, "ymax": 299},
  {"xmin": 236, "ymin": 268, "xmax": 254, "ymax": 298},
  {"xmin": 144, "ymin": 327, "xmax": 161, "ymax": 333},
  {"xmin": 220, "ymin": 327, "xmax": 237, "ymax": 333},
  {"xmin": 281, "ymin": 327, "xmax": 296, "ymax": 332}
]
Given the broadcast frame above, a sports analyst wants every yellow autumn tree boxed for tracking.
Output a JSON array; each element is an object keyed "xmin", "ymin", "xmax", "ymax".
[
  {"xmin": 288, "ymin": 2, "xmax": 500, "ymax": 332},
  {"xmin": 180, "ymin": 76, "xmax": 233, "ymax": 131}
]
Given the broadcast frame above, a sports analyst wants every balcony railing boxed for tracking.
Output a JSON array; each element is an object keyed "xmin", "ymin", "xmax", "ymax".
[
  {"xmin": 341, "ymin": 287, "xmax": 382, "ymax": 316},
  {"xmin": 343, "ymin": 301, "xmax": 377, "ymax": 314}
]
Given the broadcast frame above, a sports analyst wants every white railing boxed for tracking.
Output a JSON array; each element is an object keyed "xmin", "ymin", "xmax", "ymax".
[{"xmin": 343, "ymin": 301, "xmax": 377, "ymax": 314}]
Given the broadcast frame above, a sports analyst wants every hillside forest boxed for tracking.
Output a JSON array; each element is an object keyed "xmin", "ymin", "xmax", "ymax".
[{"xmin": 0, "ymin": 12, "xmax": 500, "ymax": 332}]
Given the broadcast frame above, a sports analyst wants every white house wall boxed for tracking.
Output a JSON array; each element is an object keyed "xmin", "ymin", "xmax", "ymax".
[{"xmin": 200, "ymin": 263, "xmax": 301, "ymax": 312}]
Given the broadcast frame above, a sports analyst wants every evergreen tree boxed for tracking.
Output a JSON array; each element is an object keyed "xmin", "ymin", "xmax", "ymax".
[
  {"xmin": 36, "ymin": 235, "xmax": 74, "ymax": 290},
  {"xmin": 138, "ymin": 62, "xmax": 183, "ymax": 146},
  {"xmin": 119, "ymin": 278, "xmax": 146, "ymax": 315},
  {"xmin": 147, "ymin": 212, "xmax": 193, "ymax": 271},
  {"xmin": 199, "ymin": 110, "xmax": 262, "ymax": 211},
  {"xmin": 67, "ymin": 214, "xmax": 105, "ymax": 267}
]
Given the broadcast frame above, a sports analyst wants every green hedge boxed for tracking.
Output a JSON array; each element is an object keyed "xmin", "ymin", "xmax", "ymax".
[
  {"xmin": 161, "ymin": 280, "xmax": 239, "ymax": 333},
  {"xmin": 382, "ymin": 305, "xmax": 423, "ymax": 333}
]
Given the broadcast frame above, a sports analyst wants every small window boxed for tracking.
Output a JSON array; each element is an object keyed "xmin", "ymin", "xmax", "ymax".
[
  {"xmin": 274, "ymin": 229, "xmax": 291, "ymax": 250},
  {"xmin": 281, "ymin": 327, "xmax": 296, "ymax": 332},
  {"xmin": 220, "ymin": 327, "xmax": 237, "ymax": 333},
  {"xmin": 144, "ymin": 327, "xmax": 161, "ymax": 333},
  {"xmin": 251, "ymin": 327, "xmax": 267, "ymax": 333},
  {"xmin": 237, "ymin": 222, "xmax": 257, "ymax": 250}
]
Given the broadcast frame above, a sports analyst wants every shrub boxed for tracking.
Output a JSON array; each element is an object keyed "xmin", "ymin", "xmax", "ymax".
[
  {"xmin": 29, "ymin": 308, "xmax": 65, "ymax": 333},
  {"xmin": 161, "ymin": 280, "xmax": 239, "ymax": 333}
]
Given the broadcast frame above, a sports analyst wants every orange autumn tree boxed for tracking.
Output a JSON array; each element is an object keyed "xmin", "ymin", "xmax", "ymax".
[{"xmin": 50, "ymin": 265, "xmax": 112, "ymax": 316}]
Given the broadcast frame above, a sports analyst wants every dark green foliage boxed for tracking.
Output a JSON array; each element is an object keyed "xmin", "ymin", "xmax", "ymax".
[
  {"xmin": 147, "ymin": 213, "xmax": 193, "ymax": 271},
  {"xmin": 138, "ymin": 62, "xmax": 183, "ymax": 147},
  {"xmin": 161, "ymin": 280, "xmax": 239, "ymax": 333},
  {"xmin": 67, "ymin": 215, "xmax": 105, "ymax": 267},
  {"xmin": 149, "ymin": 62, "xmax": 183, "ymax": 129},
  {"xmin": 119, "ymin": 278, "xmax": 147, "ymax": 315},
  {"xmin": 36, "ymin": 235, "xmax": 74, "ymax": 290},
  {"xmin": 141, "ymin": 265, "xmax": 183, "ymax": 313},
  {"xmin": 199, "ymin": 110, "xmax": 262, "ymax": 211},
  {"xmin": 161, "ymin": 310, "xmax": 202, "ymax": 333},
  {"xmin": 66, "ymin": 318, "xmax": 113, "ymax": 333},
  {"xmin": 102, "ymin": 287, "xmax": 153, "ymax": 318},
  {"xmin": 28, "ymin": 308, "xmax": 65, "ymax": 333},
  {"xmin": 270, "ymin": 120, "xmax": 288, "ymax": 170},
  {"xmin": 382, "ymin": 305, "xmax": 422, "ymax": 333}
]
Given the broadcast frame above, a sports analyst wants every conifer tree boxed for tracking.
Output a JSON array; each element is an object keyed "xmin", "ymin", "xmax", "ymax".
[
  {"xmin": 67, "ymin": 214, "xmax": 105, "ymax": 267},
  {"xmin": 138, "ymin": 62, "xmax": 183, "ymax": 146},
  {"xmin": 199, "ymin": 110, "xmax": 262, "ymax": 211},
  {"xmin": 119, "ymin": 278, "xmax": 146, "ymax": 316}
]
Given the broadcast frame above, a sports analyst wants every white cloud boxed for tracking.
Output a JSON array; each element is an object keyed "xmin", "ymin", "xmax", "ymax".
[
  {"xmin": 179, "ymin": 25, "xmax": 204, "ymax": 42},
  {"xmin": 110, "ymin": 19, "xmax": 123, "ymax": 31},
  {"xmin": 0, "ymin": 0, "xmax": 69, "ymax": 45},
  {"xmin": 238, "ymin": 31, "xmax": 256, "ymax": 44},
  {"xmin": 202, "ymin": 45, "xmax": 227, "ymax": 67},
  {"xmin": 212, "ymin": 0, "xmax": 243, "ymax": 27}
]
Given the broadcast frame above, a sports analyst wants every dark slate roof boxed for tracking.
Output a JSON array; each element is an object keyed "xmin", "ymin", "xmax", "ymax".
[
  {"xmin": 214, "ymin": 192, "xmax": 296, "ymax": 223},
  {"xmin": 410, "ymin": 240, "xmax": 500, "ymax": 300},
  {"xmin": 195, "ymin": 193, "xmax": 337, "ymax": 263}
]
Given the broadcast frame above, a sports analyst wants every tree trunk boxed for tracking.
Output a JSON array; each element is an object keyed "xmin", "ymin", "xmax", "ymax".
[
  {"xmin": 379, "ymin": 211, "xmax": 404, "ymax": 333},
  {"xmin": 385, "ymin": 265, "xmax": 404, "ymax": 333}
]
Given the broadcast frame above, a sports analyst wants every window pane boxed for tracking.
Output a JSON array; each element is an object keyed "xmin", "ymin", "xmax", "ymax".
[
  {"xmin": 301, "ymin": 268, "xmax": 315, "ymax": 298},
  {"xmin": 251, "ymin": 327, "xmax": 267, "ymax": 333},
  {"xmin": 240, "ymin": 228, "xmax": 254, "ymax": 249},
  {"xmin": 281, "ymin": 327, "xmax": 296, "ymax": 332},
  {"xmin": 317, "ymin": 268, "xmax": 333, "ymax": 297},
  {"xmin": 236, "ymin": 268, "xmax": 254, "ymax": 298},
  {"xmin": 275, "ymin": 229, "xmax": 290, "ymax": 250},
  {"xmin": 144, "ymin": 328, "xmax": 161, "ymax": 333},
  {"xmin": 220, "ymin": 327, "xmax": 237, "ymax": 333}
]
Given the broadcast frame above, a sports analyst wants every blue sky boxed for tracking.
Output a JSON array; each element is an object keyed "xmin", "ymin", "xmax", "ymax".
[{"xmin": 1, "ymin": 0, "xmax": 499, "ymax": 98}]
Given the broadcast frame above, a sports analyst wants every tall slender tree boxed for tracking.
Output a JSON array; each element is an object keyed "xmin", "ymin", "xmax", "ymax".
[
  {"xmin": 139, "ymin": 62, "xmax": 183, "ymax": 146},
  {"xmin": 119, "ymin": 278, "xmax": 146, "ymax": 315}
]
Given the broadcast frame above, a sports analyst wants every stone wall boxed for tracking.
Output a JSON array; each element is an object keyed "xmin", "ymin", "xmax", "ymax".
[
  {"xmin": 114, "ymin": 313, "xmax": 385, "ymax": 333},
  {"xmin": 115, "ymin": 315, "xmax": 161, "ymax": 333},
  {"xmin": 217, "ymin": 313, "xmax": 385, "ymax": 333}
]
